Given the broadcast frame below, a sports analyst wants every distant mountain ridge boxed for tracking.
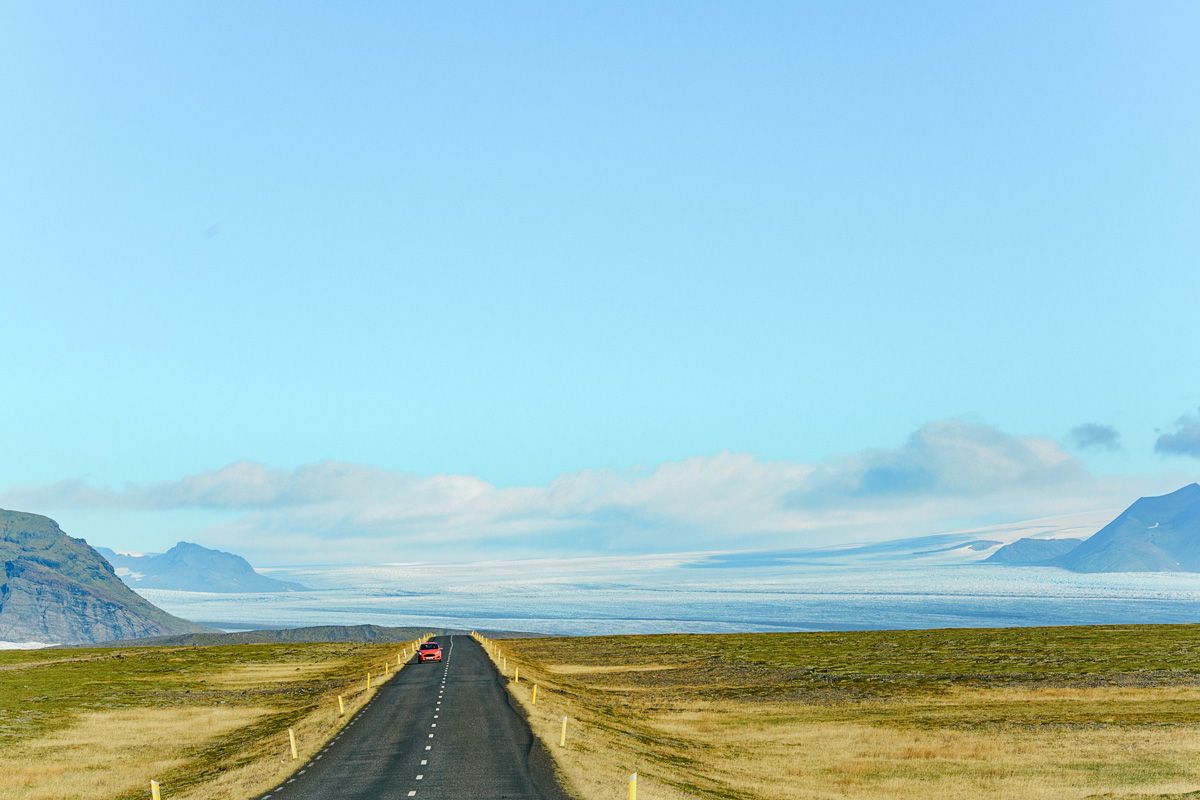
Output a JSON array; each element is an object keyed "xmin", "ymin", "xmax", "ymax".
[
  {"xmin": 1050, "ymin": 483, "xmax": 1200, "ymax": 572},
  {"xmin": 73, "ymin": 623, "xmax": 549, "ymax": 648},
  {"xmin": 77, "ymin": 624, "xmax": 432, "ymax": 648},
  {"xmin": 97, "ymin": 542, "xmax": 307, "ymax": 593},
  {"xmin": 986, "ymin": 484, "xmax": 1200, "ymax": 572},
  {"xmin": 984, "ymin": 537, "xmax": 1083, "ymax": 566},
  {"xmin": 0, "ymin": 509, "xmax": 207, "ymax": 644}
]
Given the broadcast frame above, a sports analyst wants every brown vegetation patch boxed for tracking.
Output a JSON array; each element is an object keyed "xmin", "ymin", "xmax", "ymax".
[{"xmin": 488, "ymin": 625, "xmax": 1200, "ymax": 800}]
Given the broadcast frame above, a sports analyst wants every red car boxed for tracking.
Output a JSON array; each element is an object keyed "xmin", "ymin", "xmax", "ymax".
[{"xmin": 418, "ymin": 641, "xmax": 442, "ymax": 662}]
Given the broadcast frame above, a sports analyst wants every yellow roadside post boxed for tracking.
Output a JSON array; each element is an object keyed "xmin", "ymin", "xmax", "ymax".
[
  {"xmin": 150, "ymin": 779, "xmax": 162, "ymax": 800},
  {"xmin": 502, "ymin": 656, "xmax": 507, "ymax": 672},
  {"xmin": 559, "ymin": 716, "xmax": 568, "ymax": 747},
  {"xmin": 514, "ymin": 666, "xmax": 519, "ymax": 683},
  {"xmin": 531, "ymin": 684, "xmax": 538, "ymax": 705},
  {"xmin": 397, "ymin": 653, "xmax": 402, "ymax": 667},
  {"xmin": 367, "ymin": 672, "xmax": 372, "ymax": 690},
  {"xmin": 288, "ymin": 728, "xmax": 298, "ymax": 760},
  {"xmin": 628, "ymin": 772, "xmax": 638, "ymax": 800},
  {"xmin": 338, "ymin": 695, "xmax": 345, "ymax": 715}
]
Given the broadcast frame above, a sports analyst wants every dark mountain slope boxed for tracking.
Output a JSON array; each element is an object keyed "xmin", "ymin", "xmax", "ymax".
[{"xmin": 0, "ymin": 509, "xmax": 208, "ymax": 643}]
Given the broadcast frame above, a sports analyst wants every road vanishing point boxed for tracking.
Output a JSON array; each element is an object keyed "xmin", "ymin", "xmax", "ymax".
[{"xmin": 259, "ymin": 634, "xmax": 571, "ymax": 800}]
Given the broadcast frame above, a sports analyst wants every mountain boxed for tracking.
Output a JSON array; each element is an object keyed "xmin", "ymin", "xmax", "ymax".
[
  {"xmin": 984, "ymin": 537, "xmax": 1083, "ymax": 565},
  {"xmin": 0, "ymin": 509, "xmax": 208, "ymax": 644},
  {"xmin": 1050, "ymin": 484, "xmax": 1200, "ymax": 572},
  {"xmin": 77, "ymin": 624, "xmax": 549, "ymax": 648},
  {"xmin": 96, "ymin": 542, "xmax": 307, "ymax": 593}
]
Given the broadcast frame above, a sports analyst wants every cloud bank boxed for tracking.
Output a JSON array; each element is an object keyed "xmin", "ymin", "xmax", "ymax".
[
  {"xmin": 0, "ymin": 421, "xmax": 1157, "ymax": 562},
  {"xmin": 1156, "ymin": 409, "xmax": 1200, "ymax": 458},
  {"xmin": 1067, "ymin": 423, "xmax": 1122, "ymax": 452}
]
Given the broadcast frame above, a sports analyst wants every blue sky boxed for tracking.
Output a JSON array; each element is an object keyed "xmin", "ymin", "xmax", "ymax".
[{"xmin": 2, "ymin": 3, "xmax": 1197, "ymax": 561}]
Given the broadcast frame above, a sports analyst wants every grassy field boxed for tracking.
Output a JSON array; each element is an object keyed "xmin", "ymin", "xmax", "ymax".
[
  {"xmin": 488, "ymin": 625, "xmax": 1200, "ymax": 800},
  {"xmin": 0, "ymin": 640, "xmax": 424, "ymax": 800}
]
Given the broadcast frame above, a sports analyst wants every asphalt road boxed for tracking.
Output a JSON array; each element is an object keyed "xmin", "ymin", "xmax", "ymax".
[{"xmin": 257, "ymin": 634, "xmax": 570, "ymax": 800}]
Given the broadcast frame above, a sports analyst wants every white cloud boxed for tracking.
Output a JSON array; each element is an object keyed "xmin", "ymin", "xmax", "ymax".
[
  {"xmin": 0, "ymin": 421, "xmax": 1168, "ymax": 562},
  {"xmin": 791, "ymin": 420, "xmax": 1084, "ymax": 503}
]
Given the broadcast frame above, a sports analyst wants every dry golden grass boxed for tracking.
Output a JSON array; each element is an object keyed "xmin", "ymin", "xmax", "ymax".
[
  {"xmin": 198, "ymin": 660, "xmax": 353, "ymax": 689},
  {"xmin": 164, "ymin": 674, "xmax": 383, "ymax": 800},
  {"xmin": 0, "ymin": 708, "xmax": 266, "ymax": 800},
  {"xmin": 546, "ymin": 663, "xmax": 676, "ymax": 675},
  {"xmin": 482, "ymin": 627, "xmax": 1200, "ymax": 800},
  {"xmin": 0, "ymin": 637, "xmax": 430, "ymax": 800},
  {"xmin": 641, "ymin": 694, "xmax": 1200, "ymax": 800}
]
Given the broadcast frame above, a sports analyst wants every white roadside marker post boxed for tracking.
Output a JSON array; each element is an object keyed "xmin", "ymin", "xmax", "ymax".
[
  {"xmin": 288, "ymin": 728, "xmax": 298, "ymax": 760},
  {"xmin": 559, "ymin": 716, "xmax": 568, "ymax": 747},
  {"xmin": 338, "ymin": 695, "xmax": 345, "ymax": 715},
  {"xmin": 628, "ymin": 772, "xmax": 638, "ymax": 800},
  {"xmin": 150, "ymin": 779, "xmax": 162, "ymax": 800}
]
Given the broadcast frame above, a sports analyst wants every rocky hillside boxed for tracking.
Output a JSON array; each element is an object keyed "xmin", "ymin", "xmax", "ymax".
[
  {"xmin": 97, "ymin": 541, "xmax": 307, "ymax": 592},
  {"xmin": 0, "ymin": 509, "xmax": 208, "ymax": 644}
]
